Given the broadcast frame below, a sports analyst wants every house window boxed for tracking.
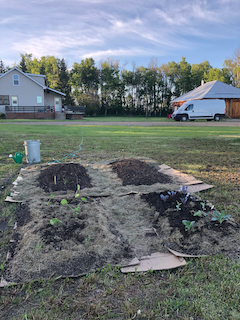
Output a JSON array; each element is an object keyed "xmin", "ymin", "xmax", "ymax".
[
  {"xmin": 37, "ymin": 96, "xmax": 43, "ymax": 104},
  {"xmin": 13, "ymin": 74, "xmax": 20, "ymax": 86},
  {"xmin": 0, "ymin": 95, "xmax": 10, "ymax": 105}
]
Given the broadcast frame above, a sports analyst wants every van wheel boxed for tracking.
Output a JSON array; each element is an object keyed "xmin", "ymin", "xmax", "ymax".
[
  {"xmin": 214, "ymin": 114, "xmax": 220, "ymax": 121},
  {"xmin": 181, "ymin": 115, "xmax": 188, "ymax": 121}
]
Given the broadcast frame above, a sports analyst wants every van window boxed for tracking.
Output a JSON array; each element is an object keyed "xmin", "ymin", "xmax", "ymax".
[{"xmin": 185, "ymin": 104, "xmax": 193, "ymax": 111}]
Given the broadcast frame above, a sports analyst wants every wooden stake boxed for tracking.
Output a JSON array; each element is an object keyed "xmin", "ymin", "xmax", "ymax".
[{"xmin": 54, "ymin": 176, "xmax": 57, "ymax": 184}]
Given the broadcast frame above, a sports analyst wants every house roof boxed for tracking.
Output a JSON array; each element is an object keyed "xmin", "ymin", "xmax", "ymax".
[
  {"xmin": 0, "ymin": 67, "xmax": 65, "ymax": 96},
  {"xmin": 172, "ymin": 80, "xmax": 240, "ymax": 102}
]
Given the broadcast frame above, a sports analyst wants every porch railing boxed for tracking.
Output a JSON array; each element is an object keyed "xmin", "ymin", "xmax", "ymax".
[{"xmin": 5, "ymin": 106, "xmax": 54, "ymax": 113}]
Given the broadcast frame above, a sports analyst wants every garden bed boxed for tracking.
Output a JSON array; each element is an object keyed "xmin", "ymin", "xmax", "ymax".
[{"xmin": 3, "ymin": 158, "xmax": 240, "ymax": 283}]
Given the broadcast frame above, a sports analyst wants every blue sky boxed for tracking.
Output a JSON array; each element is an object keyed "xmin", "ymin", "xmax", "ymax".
[{"xmin": 1, "ymin": 0, "xmax": 240, "ymax": 70}]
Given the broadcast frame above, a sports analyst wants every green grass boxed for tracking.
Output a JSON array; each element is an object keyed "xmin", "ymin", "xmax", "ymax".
[
  {"xmin": 0, "ymin": 115, "xmax": 173, "ymax": 122},
  {"xmin": 0, "ymin": 123, "xmax": 240, "ymax": 319}
]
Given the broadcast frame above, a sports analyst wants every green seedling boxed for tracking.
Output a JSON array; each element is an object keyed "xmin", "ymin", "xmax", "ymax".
[
  {"xmin": 0, "ymin": 261, "xmax": 6, "ymax": 275},
  {"xmin": 61, "ymin": 197, "xmax": 87, "ymax": 214},
  {"xmin": 182, "ymin": 220, "xmax": 195, "ymax": 231},
  {"xmin": 36, "ymin": 240, "xmax": 44, "ymax": 252},
  {"xmin": 50, "ymin": 218, "xmax": 62, "ymax": 225},
  {"xmin": 75, "ymin": 184, "xmax": 81, "ymax": 198},
  {"xmin": 176, "ymin": 201, "xmax": 182, "ymax": 211},
  {"xmin": 211, "ymin": 210, "xmax": 231, "ymax": 224},
  {"xmin": 194, "ymin": 210, "xmax": 207, "ymax": 217},
  {"xmin": 200, "ymin": 202, "xmax": 206, "ymax": 210},
  {"xmin": 45, "ymin": 194, "xmax": 54, "ymax": 205}
]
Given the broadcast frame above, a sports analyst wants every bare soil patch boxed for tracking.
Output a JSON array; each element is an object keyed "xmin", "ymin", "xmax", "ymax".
[
  {"xmin": 110, "ymin": 158, "xmax": 172, "ymax": 186},
  {"xmin": 3, "ymin": 158, "xmax": 240, "ymax": 283},
  {"xmin": 37, "ymin": 163, "xmax": 93, "ymax": 192}
]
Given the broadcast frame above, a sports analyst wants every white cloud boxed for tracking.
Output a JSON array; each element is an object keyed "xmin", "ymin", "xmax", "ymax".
[
  {"xmin": 82, "ymin": 48, "xmax": 159, "ymax": 60},
  {"xmin": 1, "ymin": 0, "xmax": 240, "ymax": 68}
]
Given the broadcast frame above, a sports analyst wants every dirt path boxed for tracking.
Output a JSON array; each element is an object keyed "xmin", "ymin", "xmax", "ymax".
[{"xmin": 3, "ymin": 120, "xmax": 240, "ymax": 126}]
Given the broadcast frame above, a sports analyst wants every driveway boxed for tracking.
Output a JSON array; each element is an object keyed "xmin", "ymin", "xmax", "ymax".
[{"xmin": 3, "ymin": 120, "xmax": 240, "ymax": 126}]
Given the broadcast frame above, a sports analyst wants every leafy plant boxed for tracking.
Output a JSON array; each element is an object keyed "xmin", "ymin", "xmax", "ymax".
[
  {"xmin": 180, "ymin": 193, "xmax": 189, "ymax": 205},
  {"xmin": 179, "ymin": 185, "xmax": 188, "ymax": 194},
  {"xmin": 61, "ymin": 197, "xmax": 87, "ymax": 214},
  {"xmin": 176, "ymin": 201, "xmax": 182, "ymax": 211},
  {"xmin": 194, "ymin": 210, "xmax": 207, "ymax": 217},
  {"xmin": 50, "ymin": 218, "xmax": 62, "ymax": 225},
  {"xmin": 182, "ymin": 220, "xmax": 195, "ymax": 231},
  {"xmin": 211, "ymin": 210, "xmax": 231, "ymax": 224},
  {"xmin": 61, "ymin": 185, "xmax": 87, "ymax": 214},
  {"xmin": 200, "ymin": 202, "xmax": 206, "ymax": 211},
  {"xmin": 45, "ymin": 194, "xmax": 54, "ymax": 205},
  {"xmin": 167, "ymin": 191, "xmax": 176, "ymax": 196},
  {"xmin": 160, "ymin": 194, "xmax": 169, "ymax": 202}
]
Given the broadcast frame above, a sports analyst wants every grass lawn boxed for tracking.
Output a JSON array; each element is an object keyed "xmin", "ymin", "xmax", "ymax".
[
  {"xmin": 0, "ymin": 123, "xmax": 240, "ymax": 320},
  {"xmin": 0, "ymin": 115, "xmax": 173, "ymax": 123}
]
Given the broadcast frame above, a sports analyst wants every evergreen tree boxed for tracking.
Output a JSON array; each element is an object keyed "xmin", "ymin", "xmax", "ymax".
[
  {"xmin": 56, "ymin": 58, "xmax": 74, "ymax": 106},
  {"xmin": 19, "ymin": 54, "xmax": 29, "ymax": 72},
  {"xmin": 0, "ymin": 60, "xmax": 6, "ymax": 73}
]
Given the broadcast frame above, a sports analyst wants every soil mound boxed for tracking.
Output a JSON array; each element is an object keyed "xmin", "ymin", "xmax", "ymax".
[
  {"xmin": 110, "ymin": 158, "xmax": 172, "ymax": 186},
  {"xmin": 37, "ymin": 163, "xmax": 93, "ymax": 192}
]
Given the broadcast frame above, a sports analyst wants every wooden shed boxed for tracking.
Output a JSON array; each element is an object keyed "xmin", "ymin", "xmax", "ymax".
[{"xmin": 172, "ymin": 80, "xmax": 240, "ymax": 118}]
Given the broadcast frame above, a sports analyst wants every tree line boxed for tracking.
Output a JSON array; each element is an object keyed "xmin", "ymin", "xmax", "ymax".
[{"xmin": 0, "ymin": 50, "xmax": 240, "ymax": 116}]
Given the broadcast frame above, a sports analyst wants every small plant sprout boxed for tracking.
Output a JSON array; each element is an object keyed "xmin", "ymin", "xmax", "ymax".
[
  {"xmin": 61, "ymin": 197, "xmax": 87, "ymax": 214},
  {"xmin": 45, "ymin": 194, "xmax": 54, "ymax": 205},
  {"xmin": 179, "ymin": 185, "xmax": 188, "ymax": 194},
  {"xmin": 160, "ymin": 194, "xmax": 169, "ymax": 202},
  {"xmin": 167, "ymin": 191, "xmax": 176, "ymax": 196},
  {"xmin": 75, "ymin": 184, "xmax": 81, "ymax": 198},
  {"xmin": 211, "ymin": 210, "xmax": 231, "ymax": 224},
  {"xmin": 176, "ymin": 201, "xmax": 182, "ymax": 211},
  {"xmin": 200, "ymin": 202, "xmax": 206, "ymax": 210},
  {"xmin": 194, "ymin": 210, "xmax": 207, "ymax": 217},
  {"xmin": 50, "ymin": 218, "xmax": 62, "ymax": 226},
  {"xmin": 180, "ymin": 194, "xmax": 189, "ymax": 205},
  {"xmin": 182, "ymin": 220, "xmax": 195, "ymax": 232}
]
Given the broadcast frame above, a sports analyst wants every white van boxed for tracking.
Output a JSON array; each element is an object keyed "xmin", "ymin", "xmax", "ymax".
[{"xmin": 172, "ymin": 99, "xmax": 226, "ymax": 121}]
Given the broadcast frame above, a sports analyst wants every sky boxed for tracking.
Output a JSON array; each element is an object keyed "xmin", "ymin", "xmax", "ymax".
[{"xmin": 1, "ymin": 0, "xmax": 240, "ymax": 70}]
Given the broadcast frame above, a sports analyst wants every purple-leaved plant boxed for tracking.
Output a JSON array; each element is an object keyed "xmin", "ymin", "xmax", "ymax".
[{"xmin": 160, "ymin": 194, "xmax": 169, "ymax": 202}]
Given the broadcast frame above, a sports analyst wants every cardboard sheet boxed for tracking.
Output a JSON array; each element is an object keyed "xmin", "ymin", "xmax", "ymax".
[
  {"xmin": 12, "ymin": 176, "xmax": 23, "ymax": 186},
  {"xmin": 0, "ymin": 277, "xmax": 14, "ymax": 288},
  {"xmin": 5, "ymin": 196, "xmax": 22, "ymax": 203},
  {"xmin": 167, "ymin": 247, "xmax": 206, "ymax": 258},
  {"xmin": 158, "ymin": 164, "xmax": 214, "ymax": 193},
  {"xmin": 121, "ymin": 252, "xmax": 186, "ymax": 273}
]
